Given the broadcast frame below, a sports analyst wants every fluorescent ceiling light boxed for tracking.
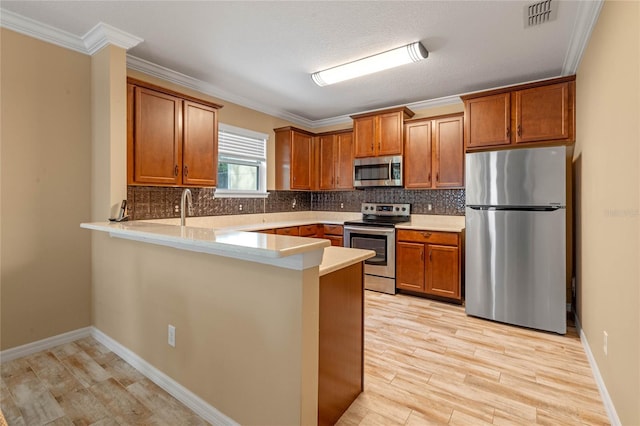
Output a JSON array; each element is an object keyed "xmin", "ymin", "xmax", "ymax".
[{"xmin": 312, "ymin": 42, "xmax": 428, "ymax": 87}]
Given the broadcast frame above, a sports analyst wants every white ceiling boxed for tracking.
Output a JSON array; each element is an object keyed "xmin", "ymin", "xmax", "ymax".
[{"xmin": 0, "ymin": 1, "xmax": 602, "ymax": 128}]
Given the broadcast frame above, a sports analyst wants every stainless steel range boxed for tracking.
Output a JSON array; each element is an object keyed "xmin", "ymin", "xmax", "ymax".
[{"xmin": 343, "ymin": 203, "xmax": 411, "ymax": 294}]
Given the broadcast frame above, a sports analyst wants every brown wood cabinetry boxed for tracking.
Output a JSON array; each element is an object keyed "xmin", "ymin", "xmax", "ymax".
[
  {"xmin": 462, "ymin": 76, "xmax": 575, "ymax": 151},
  {"xmin": 396, "ymin": 229, "xmax": 462, "ymax": 302},
  {"xmin": 318, "ymin": 130, "xmax": 354, "ymax": 190},
  {"xmin": 127, "ymin": 78, "xmax": 221, "ymax": 187},
  {"xmin": 299, "ymin": 224, "xmax": 321, "ymax": 237},
  {"xmin": 351, "ymin": 107, "xmax": 414, "ymax": 158},
  {"xmin": 404, "ymin": 113, "xmax": 464, "ymax": 189},
  {"xmin": 318, "ymin": 261, "xmax": 363, "ymax": 426},
  {"xmin": 323, "ymin": 224, "xmax": 344, "ymax": 247},
  {"xmin": 275, "ymin": 126, "xmax": 314, "ymax": 190},
  {"xmin": 275, "ymin": 226, "xmax": 300, "ymax": 236}
]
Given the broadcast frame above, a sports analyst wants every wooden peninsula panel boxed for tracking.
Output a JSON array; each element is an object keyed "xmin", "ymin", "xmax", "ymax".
[{"xmin": 318, "ymin": 261, "xmax": 364, "ymax": 426}]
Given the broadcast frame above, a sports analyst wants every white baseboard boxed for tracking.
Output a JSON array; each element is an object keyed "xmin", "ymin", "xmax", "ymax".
[
  {"xmin": 574, "ymin": 316, "xmax": 622, "ymax": 426},
  {"xmin": 1, "ymin": 326, "xmax": 238, "ymax": 426},
  {"xmin": 90, "ymin": 327, "xmax": 238, "ymax": 426},
  {"xmin": 0, "ymin": 327, "xmax": 92, "ymax": 362}
]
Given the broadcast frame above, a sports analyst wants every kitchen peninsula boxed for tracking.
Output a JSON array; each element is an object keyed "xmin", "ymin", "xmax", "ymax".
[{"xmin": 81, "ymin": 220, "xmax": 373, "ymax": 425}]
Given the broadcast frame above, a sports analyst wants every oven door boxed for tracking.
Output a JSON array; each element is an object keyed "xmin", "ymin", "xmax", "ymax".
[{"xmin": 343, "ymin": 225, "xmax": 395, "ymax": 279}]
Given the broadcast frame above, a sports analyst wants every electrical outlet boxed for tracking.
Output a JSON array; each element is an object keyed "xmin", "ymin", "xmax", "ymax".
[
  {"xmin": 603, "ymin": 331, "xmax": 608, "ymax": 356},
  {"xmin": 239, "ymin": 204, "xmax": 243, "ymax": 211},
  {"xmin": 168, "ymin": 325, "xmax": 176, "ymax": 347},
  {"xmin": 340, "ymin": 203, "xmax": 344, "ymax": 209},
  {"xmin": 427, "ymin": 204, "xmax": 433, "ymax": 211}
]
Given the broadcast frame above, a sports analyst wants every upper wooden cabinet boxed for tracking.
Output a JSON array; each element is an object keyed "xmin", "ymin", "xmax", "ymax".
[
  {"xmin": 318, "ymin": 130, "xmax": 354, "ymax": 190},
  {"xmin": 351, "ymin": 107, "xmax": 414, "ymax": 158},
  {"xmin": 275, "ymin": 126, "xmax": 314, "ymax": 190},
  {"xmin": 461, "ymin": 75, "xmax": 575, "ymax": 151},
  {"xmin": 127, "ymin": 78, "xmax": 222, "ymax": 187},
  {"xmin": 404, "ymin": 113, "xmax": 464, "ymax": 189}
]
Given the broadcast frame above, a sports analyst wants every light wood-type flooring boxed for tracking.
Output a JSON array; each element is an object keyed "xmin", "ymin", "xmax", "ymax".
[
  {"xmin": 337, "ymin": 291, "xmax": 609, "ymax": 425},
  {"xmin": 0, "ymin": 337, "xmax": 208, "ymax": 425},
  {"xmin": 1, "ymin": 291, "xmax": 608, "ymax": 425}
]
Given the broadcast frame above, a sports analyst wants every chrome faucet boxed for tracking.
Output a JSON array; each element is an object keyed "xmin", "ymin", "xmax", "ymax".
[{"xmin": 180, "ymin": 188, "xmax": 193, "ymax": 226}]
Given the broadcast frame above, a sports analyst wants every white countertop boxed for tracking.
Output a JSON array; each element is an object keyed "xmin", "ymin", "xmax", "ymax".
[
  {"xmin": 144, "ymin": 212, "xmax": 465, "ymax": 233},
  {"xmin": 82, "ymin": 212, "xmax": 462, "ymax": 272},
  {"xmin": 396, "ymin": 214, "xmax": 465, "ymax": 232},
  {"xmin": 81, "ymin": 221, "xmax": 330, "ymax": 271},
  {"xmin": 319, "ymin": 246, "xmax": 375, "ymax": 277}
]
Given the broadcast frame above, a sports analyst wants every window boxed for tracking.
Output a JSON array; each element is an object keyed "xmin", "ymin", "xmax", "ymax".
[{"xmin": 217, "ymin": 123, "xmax": 268, "ymax": 197}]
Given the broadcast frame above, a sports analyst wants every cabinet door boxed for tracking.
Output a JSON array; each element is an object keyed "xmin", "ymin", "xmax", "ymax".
[
  {"xmin": 514, "ymin": 82, "xmax": 570, "ymax": 144},
  {"xmin": 291, "ymin": 132, "xmax": 311, "ymax": 189},
  {"xmin": 465, "ymin": 93, "xmax": 511, "ymax": 149},
  {"xmin": 396, "ymin": 242, "xmax": 425, "ymax": 292},
  {"xmin": 182, "ymin": 101, "xmax": 217, "ymax": 186},
  {"xmin": 426, "ymin": 244, "xmax": 460, "ymax": 300},
  {"xmin": 353, "ymin": 116, "xmax": 376, "ymax": 158},
  {"xmin": 433, "ymin": 115, "xmax": 464, "ymax": 188},
  {"xmin": 403, "ymin": 120, "xmax": 432, "ymax": 188},
  {"xmin": 377, "ymin": 111, "xmax": 403, "ymax": 156},
  {"xmin": 319, "ymin": 135, "xmax": 335, "ymax": 190},
  {"xmin": 335, "ymin": 132, "xmax": 354, "ymax": 189},
  {"xmin": 133, "ymin": 87, "xmax": 182, "ymax": 185}
]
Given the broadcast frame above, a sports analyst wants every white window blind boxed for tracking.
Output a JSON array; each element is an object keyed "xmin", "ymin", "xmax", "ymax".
[
  {"xmin": 218, "ymin": 125, "xmax": 267, "ymax": 163},
  {"xmin": 217, "ymin": 123, "xmax": 268, "ymax": 197}
]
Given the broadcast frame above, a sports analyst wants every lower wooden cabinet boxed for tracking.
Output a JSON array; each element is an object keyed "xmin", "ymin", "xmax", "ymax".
[
  {"xmin": 299, "ymin": 224, "xmax": 321, "ymax": 237},
  {"xmin": 323, "ymin": 224, "xmax": 344, "ymax": 247},
  {"xmin": 396, "ymin": 229, "xmax": 463, "ymax": 302},
  {"xmin": 275, "ymin": 226, "xmax": 300, "ymax": 236}
]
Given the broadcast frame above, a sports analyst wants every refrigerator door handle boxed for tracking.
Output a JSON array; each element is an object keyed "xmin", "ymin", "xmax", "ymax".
[{"xmin": 466, "ymin": 205, "xmax": 563, "ymax": 212}]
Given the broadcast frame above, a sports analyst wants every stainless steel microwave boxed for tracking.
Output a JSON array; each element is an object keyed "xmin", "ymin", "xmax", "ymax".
[{"xmin": 353, "ymin": 155, "xmax": 403, "ymax": 188}]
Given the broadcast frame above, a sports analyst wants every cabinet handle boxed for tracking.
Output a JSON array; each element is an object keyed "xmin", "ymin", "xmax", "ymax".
[
  {"xmin": 421, "ymin": 232, "xmax": 432, "ymax": 238},
  {"xmin": 436, "ymin": 173, "xmax": 439, "ymax": 182},
  {"xmin": 506, "ymin": 128, "xmax": 510, "ymax": 138},
  {"xmin": 421, "ymin": 249, "xmax": 424, "ymax": 261},
  {"xmin": 174, "ymin": 165, "xmax": 179, "ymax": 177},
  {"xmin": 378, "ymin": 142, "xmax": 381, "ymax": 150},
  {"xmin": 517, "ymin": 125, "xmax": 522, "ymax": 137},
  {"xmin": 429, "ymin": 249, "xmax": 432, "ymax": 261},
  {"xmin": 370, "ymin": 143, "xmax": 374, "ymax": 151},
  {"xmin": 336, "ymin": 176, "xmax": 340, "ymax": 185},
  {"xmin": 183, "ymin": 165, "xmax": 188, "ymax": 177},
  {"xmin": 428, "ymin": 172, "xmax": 431, "ymax": 182}
]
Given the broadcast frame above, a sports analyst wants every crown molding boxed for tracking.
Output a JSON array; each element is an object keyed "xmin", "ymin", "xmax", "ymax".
[
  {"xmin": 0, "ymin": 8, "xmax": 142, "ymax": 55},
  {"xmin": 82, "ymin": 22, "xmax": 143, "ymax": 55},
  {"xmin": 127, "ymin": 54, "xmax": 462, "ymax": 129},
  {"xmin": 0, "ymin": 8, "xmax": 87, "ymax": 53},
  {"xmin": 562, "ymin": 0, "xmax": 604, "ymax": 75},
  {"xmin": 126, "ymin": 55, "xmax": 316, "ymax": 128}
]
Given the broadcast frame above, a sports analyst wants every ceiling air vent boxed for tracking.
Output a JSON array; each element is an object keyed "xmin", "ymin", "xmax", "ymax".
[{"xmin": 524, "ymin": 0, "xmax": 557, "ymax": 27}]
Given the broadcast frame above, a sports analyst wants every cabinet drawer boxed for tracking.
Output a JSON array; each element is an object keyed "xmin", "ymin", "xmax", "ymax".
[
  {"xmin": 299, "ymin": 224, "xmax": 319, "ymax": 237},
  {"xmin": 275, "ymin": 226, "xmax": 300, "ymax": 236},
  {"xmin": 326, "ymin": 235, "xmax": 343, "ymax": 247},
  {"xmin": 396, "ymin": 229, "xmax": 458, "ymax": 245},
  {"xmin": 323, "ymin": 224, "xmax": 344, "ymax": 236}
]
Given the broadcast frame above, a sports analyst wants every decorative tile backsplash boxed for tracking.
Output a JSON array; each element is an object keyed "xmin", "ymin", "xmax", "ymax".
[{"xmin": 127, "ymin": 186, "xmax": 464, "ymax": 220}]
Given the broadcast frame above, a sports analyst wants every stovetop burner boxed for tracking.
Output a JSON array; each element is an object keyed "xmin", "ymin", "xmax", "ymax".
[{"xmin": 343, "ymin": 203, "xmax": 411, "ymax": 228}]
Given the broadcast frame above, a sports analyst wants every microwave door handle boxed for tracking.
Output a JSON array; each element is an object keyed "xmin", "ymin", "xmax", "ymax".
[{"xmin": 388, "ymin": 160, "xmax": 392, "ymax": 180}]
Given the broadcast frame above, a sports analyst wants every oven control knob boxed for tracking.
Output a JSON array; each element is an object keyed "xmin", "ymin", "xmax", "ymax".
[
  {"xmin": 394, "ymin": 207, "xmax": 399, "ymax": 211},
  {"xmin": 402, "ymin": 207, "xmax": 406, "ymax": 211}
]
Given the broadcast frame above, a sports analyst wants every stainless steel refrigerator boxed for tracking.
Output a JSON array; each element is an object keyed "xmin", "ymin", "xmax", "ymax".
[{"xmin": 465, "ymin": 146, "xmax": 567, "ymax": 334}]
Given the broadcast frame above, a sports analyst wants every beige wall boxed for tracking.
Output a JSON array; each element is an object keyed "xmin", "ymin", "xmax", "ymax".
[
  {"xmin": 92, "ymin": 45, "xmax": 128, "ymax": 221},
  {"xmin": 0, "ymin": 29, "xmax": 92, "ymax": 349},
  {"xmin": 92, "ymin": 232, "xmax": 319, "ymax": 425},
  {"xmin": 574, "ymin": 1, "xmax": 640, "ymax": 424}
]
